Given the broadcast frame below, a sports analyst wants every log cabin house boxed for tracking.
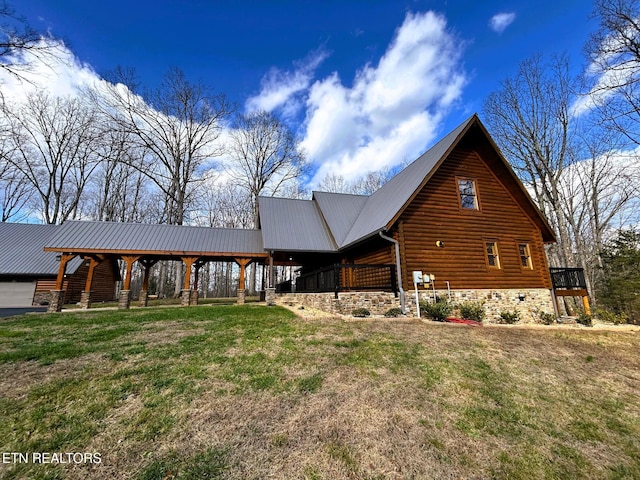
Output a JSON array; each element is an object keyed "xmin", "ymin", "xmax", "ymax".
[{"xmin": 2, "ymin": 114, "xmax": 586, "ymax": 320}]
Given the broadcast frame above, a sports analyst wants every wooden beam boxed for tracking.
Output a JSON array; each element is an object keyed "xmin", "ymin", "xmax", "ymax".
[
  {"xmin": 182, "ymin": 256, "xmax": 200, "ymax": 290},
  {"xmin": 55, "ymin": 254, "xmax": 76, "ymax": 290},
  {"xmin": 83, "ymin": 257, "xmax": 100, "ymax": 292},
  {"xmin": 553, "ymin": 289, "xmax": 589, "ymax": 297},
  {"xmin": 235, "ymin": 258, "xmax": 252, "ymax": 290},
  {"xmin": 121, "ymin": 255, "xmax": 141, "ymax": 291},
  {"xmin": 138, "ymin": 258, "xmax": 157, "ymax": 291}
]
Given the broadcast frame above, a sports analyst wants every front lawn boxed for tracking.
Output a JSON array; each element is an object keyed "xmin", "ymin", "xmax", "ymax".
[{"xmin": 0, "ymin": 305, "xmax": 638, "ymax": 479}]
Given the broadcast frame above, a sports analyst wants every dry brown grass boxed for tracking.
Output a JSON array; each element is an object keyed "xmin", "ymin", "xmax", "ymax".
[{"xmin": 1, "ymin": 306, "xmax": 638, "ymax": 480}]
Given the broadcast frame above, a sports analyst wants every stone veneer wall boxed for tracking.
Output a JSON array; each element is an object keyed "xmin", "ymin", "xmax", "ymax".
[{"xmin": 276, "ymin": 288, "xmax": 555, "ymax": 323}]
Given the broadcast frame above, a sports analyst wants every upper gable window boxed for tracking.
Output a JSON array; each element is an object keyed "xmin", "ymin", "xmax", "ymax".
[{"xmin": 457, "ymin": 177, "xmax": 479, "ymax": 210}]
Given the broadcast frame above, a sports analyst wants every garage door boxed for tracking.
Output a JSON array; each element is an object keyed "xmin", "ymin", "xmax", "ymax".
[{"xmin": 0, "ymin": 281, "xmax": 37, "ymax": 307}]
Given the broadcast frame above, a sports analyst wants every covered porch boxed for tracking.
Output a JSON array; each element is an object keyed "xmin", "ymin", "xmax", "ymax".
[{"xmin": 42, "ymin": 221, "xmax": 269, "ymax": 312}]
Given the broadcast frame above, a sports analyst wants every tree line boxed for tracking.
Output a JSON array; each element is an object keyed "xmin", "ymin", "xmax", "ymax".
[{"xmin": 1, "ymin": 0, "xmax": 639, "ymax": 320}]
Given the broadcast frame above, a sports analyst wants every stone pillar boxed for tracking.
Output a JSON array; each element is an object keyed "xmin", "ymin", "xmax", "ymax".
[
  {"xmin": 118, "ymin": 290, "xmax": 131, "ymax": 309},
  {"xmin": 237, "ymin": 288, "xmax": 246, "ymax": 305},
  {"xmin": 189, "ymin": 289, "xmax": 198, "ymax": 306},
  {"xmin": 180, "ymin": 290, "xmax": 193, "ymax": 307},
  {"xmin": 139, "ymin": 290, "xmax": 149, "ymax": 307},
  {"xmin": 265, "ymin": 287, "xmax": 276, "ymax": 306},
  {"xmin": 80, "ymin": 291, "xmax": 91, "ymax": 310},
  {"xmin": 48, "ymin": 290, "xmax": 65, "ymax": 313}
]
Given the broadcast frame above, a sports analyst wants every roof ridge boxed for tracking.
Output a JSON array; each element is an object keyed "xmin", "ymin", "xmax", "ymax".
[{"xmin": 340, "ymin": 114, "xmax": 478, "ymax": 248}]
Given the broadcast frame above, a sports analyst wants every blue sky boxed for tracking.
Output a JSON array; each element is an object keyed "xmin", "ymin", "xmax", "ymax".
[{"xmin": 11, "ymin": 0, "xmax": 596, "ymax": 185}]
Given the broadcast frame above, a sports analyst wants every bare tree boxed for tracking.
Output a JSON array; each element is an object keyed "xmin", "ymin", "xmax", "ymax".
[
  {"xmin": 317, "ymin": 168, "xmax": 393, "ymax": 195},
  {"xmin": 0, "ymin": 0, "xmax": 61, "ymax": 81},
  {"xmin": 483, "ymin": 54, "xmax": 577, "ymax": 267},
  {"xmin": 89, "ymin": 67, "xmax": 231, "ymax": 226},
  {"xmin": 585, "ymin": 0, "xmax": 640, "ymax": 145},
  {"xmin": 88, "ymin": 68, "xmax": 231, "ymax": 295},
  {"xmin": 0, "ymin": 155, "xmax": 31, "ymax": 221},
  {"xmin": 1, "ymin": 91, "xmax": 100, "ymax": 224},
  {"xmin": 228, "ymin": 110, "xmax": 306, "ymax": 227}
]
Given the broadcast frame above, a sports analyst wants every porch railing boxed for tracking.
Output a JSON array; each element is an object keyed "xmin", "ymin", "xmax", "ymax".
[
  {"xmin": 549, "ymin": 267, "xmax": 587, "ymax": 290},
  {"xmin": 293, "ymin": 263, "xmax": 397, "ymax": 297}
]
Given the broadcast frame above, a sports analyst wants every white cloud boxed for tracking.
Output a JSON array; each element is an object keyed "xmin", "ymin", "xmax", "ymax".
[
  {"xmin": 0, "ymin": 39, "xmax": 103, "ymax": 101},
  {"xmin": 244, "ymin": 47, "xmax": 329, "ymax": 116},
  {"xmin": 301, "ymin": 11, "xmax": 467, "ymax": 185},
  {"xmin": 489, "ymin": 12, "xmax": 516, "ymax": 34}
]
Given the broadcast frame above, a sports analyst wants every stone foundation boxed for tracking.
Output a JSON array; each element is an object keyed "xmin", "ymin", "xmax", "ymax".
[
  {"xmin": 118, "ymin": 290, "xmax": 131, "ymax": 310},
  {"xmin": 47, "ymin": 290, "xmax": 65, "ymax": 313},
  {"xmin": 139, "ymin": 290, "xmax": 149, "ymax": 307},
  {"xmin": 237, "ymin": 288, "xmax": 246, "ymax": 305},
  {"xmin": 265, "ymin": 287, "xmax": 276, "ymax": 306},
  {"xmin": 276, "ymin": 288, "xmax": 556, "ymax": 323},
  {"xmin": 181, "ymin": 289, "xmax": 198, "ymax": 306},
  {"xmin": 80, "ymin": 291, "xmax": 91, "ymax": 309}
]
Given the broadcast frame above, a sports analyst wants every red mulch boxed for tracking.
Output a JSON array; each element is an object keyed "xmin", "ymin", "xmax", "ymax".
[{"xmin": 444, "ymin": 317, "xmax": 483, "ymax": 327}]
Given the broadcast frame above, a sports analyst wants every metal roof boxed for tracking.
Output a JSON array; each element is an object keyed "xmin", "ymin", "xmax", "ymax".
[
  {"xmin": 0, "ymin": 223, "xmax": 82, "ymax": 276},
  {"xmin": 312, "ymin": 191, "xmax": 368, "ymax": 246},
  {"xmin": 258, "ymin": 197, "xmax": 338, "ymax": 252},
  {"xmin": 45, "ymin": 221, "xmax": 265, "ymax": 256},
  {"xmin": 340, "ymin": 115, "xmax": 475, "ymax": 247}
]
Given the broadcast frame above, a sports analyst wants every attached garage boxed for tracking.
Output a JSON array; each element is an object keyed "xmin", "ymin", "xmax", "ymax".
[
  {"xmin": 0, "ymin": 223, "xmax": 85, "ymax": 307},
  {"xmin": 0, "ymin": 280, "xmax": 37, "ymax": 307}
]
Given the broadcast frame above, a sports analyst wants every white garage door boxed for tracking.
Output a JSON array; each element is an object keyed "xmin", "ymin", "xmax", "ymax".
[{"xmin": 0, "ymin": 281, "xmax": 37, "ymax": 307}]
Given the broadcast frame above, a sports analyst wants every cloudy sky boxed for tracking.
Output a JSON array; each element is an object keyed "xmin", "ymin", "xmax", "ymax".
[{"xmin": 6, "ymin": 0, "xmax": 595, "ymax": 186}]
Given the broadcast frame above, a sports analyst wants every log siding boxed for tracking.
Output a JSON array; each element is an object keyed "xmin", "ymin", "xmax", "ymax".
[{"xmin": 396, "ymin": 145, "xmax": 552, "ymax": 291}]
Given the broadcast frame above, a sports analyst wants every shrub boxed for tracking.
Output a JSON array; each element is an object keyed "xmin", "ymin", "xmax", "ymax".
[
  {"xmin": 420, "ymin": 300, "xmax": 452, "ymax": 322},
  {"xmin": 384, "ymin": 307, "xmax": 403, "ymax": 317},
  {"xmin": 351, "ymin": 308, "xmax": 370, "ymax": 318},
  {"xmin": 498, "ymin": 310, "xmax": 520, "ymax": 324},
  {"xmin": 537, "ymin": 311, "xmax": 556, "ymax": 325},
  {"xmin": 458, "ymin": 301, "xmax": 486, "ymax": 322},
  {"xmin": 595, "ymin": 307, "xmax": 628, "ymax": 325},
  {"xmin": 577, "ymin": 312, "xmax": 593, "ymax": 327}
]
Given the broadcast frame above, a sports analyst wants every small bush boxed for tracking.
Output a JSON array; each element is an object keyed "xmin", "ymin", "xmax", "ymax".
[
  {"xmin": 595, "ymin": 307, "xmax": 628, "ymax": 325},
  {"xmin": 537, "ymin": 311, "xmax": 556, "ymax": 325},
  {"xmin": 384, "ymin": 307, "xmax": 403, "ymax": 317},
  {"xmin": 499, "ymin": 310, "xmax": 520, "ymax": 324},
  {"xmin": 577, "ymin": 312, "xmax": 593, "ymax": 327},
  {"xmin": 458, "ymin": 301, "xmax": 486, "ymax": 322},
  {"xmin": 420, "ymin": 300, "xmax": 452, "ymax": 322},
  {"xmin": 351, "ymin": 307, "xmax": 370, "ymax": 318}
]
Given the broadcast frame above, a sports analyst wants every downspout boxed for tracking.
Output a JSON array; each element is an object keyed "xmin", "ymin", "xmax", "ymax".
[{"xmin": 379, "ymin": 230, "xmax": 406, "ymax": 315}]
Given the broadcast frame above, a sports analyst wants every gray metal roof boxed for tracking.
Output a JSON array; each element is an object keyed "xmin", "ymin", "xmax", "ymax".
[
  {"xmin": 258, "ymin": 197, "xmax": 338, "ymax": 252},
  {"xmin": 0, "ymin": 223, "xmax": 82, "ymax": 276},
  {"xmin": 312, "ymin": 192, "xmax": 368, "ymax": 246},
  {"xmin": 45, "ymin": 221, "xmax": 265, "ymax": 255},
  {"xmin": 340, "ymin": 114, "xmax": 476, "ymax": 248}
]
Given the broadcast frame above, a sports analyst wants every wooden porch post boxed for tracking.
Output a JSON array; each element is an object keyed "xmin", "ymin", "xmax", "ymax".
[
  {"xmin": 235, "ymin": 258, "xmax": 251, "ymax": 304},
  {"xmin": 139, "ymin": 258, "xmax": 157, "ymax": 307},
  {"xmin": 181, "ymin": 256, "xmax": 200, "ymax": 290},
  {"xmin": 48, "ymin": 253, "xmax": 75, "ymax": 312},
  {"xmin": 582, "ymin": 295, "xmax": 591, "ymax": 316},
  {"xmin": 120, "ymin": 255, "xmax": 140, "ymax": 309},
  {"xmin": 81, "ymin": 256, "xmax": 102, "ymax": 309}
]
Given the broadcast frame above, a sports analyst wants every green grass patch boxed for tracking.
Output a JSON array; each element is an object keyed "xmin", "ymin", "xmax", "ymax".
[{"xmin": 0, "ymin": 305, "xmax": 638, "ymax": 479}]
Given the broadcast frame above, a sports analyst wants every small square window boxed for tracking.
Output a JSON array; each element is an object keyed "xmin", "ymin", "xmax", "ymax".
[
  {"xmin": 458, "ymin": 178, "xmax": 479, "ymax": 210},
  {"xmin": 485, "ymin": 241, "xmax": 501, "ymax": 269},
  {"xmin": 518, "ymin": 242, "xmax": 533, "ymax": 269}
]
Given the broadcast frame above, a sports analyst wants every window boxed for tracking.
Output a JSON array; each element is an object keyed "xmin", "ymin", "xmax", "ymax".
[
  {"xmin": 457, "ymin": 178, "xmax": 479, "ymax": 210},
  {"xmin": 518, "ymin": 242, "xmax": 533, "ymax": 269},
  {"xmin": 485, "ymin": 241, "xmax": 501, "ymax": 269}
]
